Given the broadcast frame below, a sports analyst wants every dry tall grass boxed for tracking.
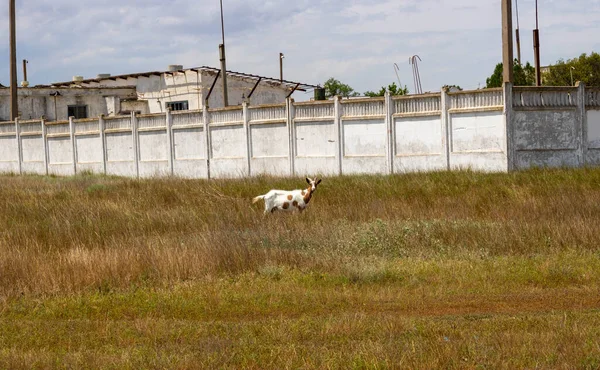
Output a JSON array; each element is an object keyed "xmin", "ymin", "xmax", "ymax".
[
  {"xmin": 1, "ymin": 169, "xmax": 599, "ymax": 297},
  {"xmin": 1, "ymin": 169, "xmax": 600, "ymax": 368}
]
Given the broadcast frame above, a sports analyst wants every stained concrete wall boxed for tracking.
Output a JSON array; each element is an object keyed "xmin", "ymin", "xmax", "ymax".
[
  {"xmin": 510, "ymin": 84, "xmax": 595, "ymax": 169},
  {"xmin": 4, "ymin": 85, "xmax": 600, "ymax": 179}
]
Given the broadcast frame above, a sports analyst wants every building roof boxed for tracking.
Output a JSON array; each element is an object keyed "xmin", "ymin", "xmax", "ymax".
[{"xmin": 44, "ymin": 66, "xmax": 317, "ymax": 92}]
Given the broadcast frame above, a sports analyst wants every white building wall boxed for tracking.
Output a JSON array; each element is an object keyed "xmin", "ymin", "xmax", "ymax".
[
  {"xmin": 0, "ymin": 87, "xmax": 137, "ymax": 121},
  {"xmin": 201, "ymin": 70, "xmax": 290, "ymax": 109},
  {"xmin": 71, "ymin": 69, "xmax": 291, "ymax": 115}
]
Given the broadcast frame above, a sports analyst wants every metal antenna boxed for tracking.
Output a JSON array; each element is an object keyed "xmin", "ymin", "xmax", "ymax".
[
  {"xmin": 409, "ymin": 55, "xmax": 423, "ymax": 94},
  {"xmin": 393, "ymin": 63, "xmax": 402, "ymax": 88}
]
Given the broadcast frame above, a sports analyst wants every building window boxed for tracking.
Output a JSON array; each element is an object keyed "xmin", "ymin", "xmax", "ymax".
[
  {"xmin": 68, "ymin": 105, "xmax": 88, "ymax": 119},
  {"xmin": 166, "ymin": 101, "xmax": 189, "ymax": 111}
]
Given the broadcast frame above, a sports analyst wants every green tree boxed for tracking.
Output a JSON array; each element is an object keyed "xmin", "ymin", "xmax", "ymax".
[
  {"xmin": 364, "ymin": 82, "xmax": 409, "ymax": 97},
  {"xmin": 486, "ymin": 60, "xmax": 535, "ymax": 88},
  {"xmin": 544, "ymin": 52, "xmax": 600, "ymax": 86},
  {"xmin": 323, "ymin": 78, "xmax": 360, "ymax": 98}
]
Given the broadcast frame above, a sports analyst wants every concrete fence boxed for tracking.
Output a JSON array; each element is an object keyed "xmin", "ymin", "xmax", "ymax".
[
  {"xmin": 508, "ymin": 83, "xmax": 600, "ymax": 170},
  {"xmin": 1, "ymin": 83, "xmax": 599, "ymax": 179}
]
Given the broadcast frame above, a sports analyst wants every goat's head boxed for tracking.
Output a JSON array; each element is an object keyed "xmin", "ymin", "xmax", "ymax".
[{"xmin": 306, "ymin": 176, "xmax": 322, "ymax": 192}]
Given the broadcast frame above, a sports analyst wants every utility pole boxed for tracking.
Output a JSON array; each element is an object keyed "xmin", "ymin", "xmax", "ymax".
[
  {"xmin": 219, "ymin": 0, "xmax": 228, "ymax": 107},
  {"xmin": 533, "ymin": 0, "xmax": 542, "ymax": 86},
  {"xmin": 279, "ymin": 53, "xmax": 284, "ymax": 82},
  {"xmin": 9, "ymin": 0, "xmax": 19, "ymax": 120},
  {"xmin": 515, "ymin": 0, "xmax": 521, "ymax": 65},
  {"xmin": 501, "ymin": 0, "xmax": 514, "ymax": 83}
]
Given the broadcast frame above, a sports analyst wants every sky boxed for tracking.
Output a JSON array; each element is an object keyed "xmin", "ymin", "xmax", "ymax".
[{"xmin": 1, "ymin": 0, "xmax": 600, "ymax": 100}]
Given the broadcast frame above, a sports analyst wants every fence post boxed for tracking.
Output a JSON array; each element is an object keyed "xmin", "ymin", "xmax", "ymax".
[
  {"xmin": 15, "ymin": 117, "xmax": 22, "ymax": 175},
  {"xmin": 166, "ymin": 109, "xmax": 174, "ymax": 176},
  {"xmin": 334, "ymin": 95, "xmax": 342, "ymax": 175},
  {"xmin": 288, "ymin": 98, "xmax": 296, "ymax": 176},
  {"xmin": 41, "ymin": 118, "xmax": 49, "ymax": 175},
  {"xmin": 440, "ymin": 87, "xmax": 451, "ymax": 171},
  {"xmin": 203, "ymin": 106, "xmax": 211, "ymax": 179},
  {"xmin": 242, "ymin": 101, "xmax": 251, "ymax": 177},
  {"xmin": 69, "ymin": 116, "xmax": 77, "ymax": 175},
  {"xmin": 99, "ymin": 115, "xmax": 107, "ymax": 175},
  {"xmin": 503, "ymin": 82, "xmax": 515, "ymax": 171},
  {"xmin": 385, "ymin": 91, "xmax": 394, "ymax": 174},
  {"xmin": 131, "ymin": 112, "xmax": 139, "ymax": 178},
  {"xmin": 576, "ymin": 82, "xmax": 587, "ymax": 167}
]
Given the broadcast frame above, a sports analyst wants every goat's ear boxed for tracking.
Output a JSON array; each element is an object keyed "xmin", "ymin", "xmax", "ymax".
[{"xmin": 306, "ymin": 177, "xmax": 311, "ymax": 184}]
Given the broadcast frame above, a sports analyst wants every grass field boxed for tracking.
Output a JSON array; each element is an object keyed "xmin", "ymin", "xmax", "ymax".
[{"xmin": 1, "ymin": 169, "xmax": 600, "ymax": 369}]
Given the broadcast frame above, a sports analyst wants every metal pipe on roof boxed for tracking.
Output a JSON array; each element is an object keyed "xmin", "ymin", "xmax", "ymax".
[
  {"xmin": 22, "ymin": 59, "xmax": 28, "ymax": 83},
  {"xmin": 205, "ymin": 70, "xmax": 221, "ymax": 108},
  {"xmin": 279, "ymin": 53, "xmax": 284, "ymax": 82},
  {"xmin": 286, "ymin": 83, "xmax": 300, "ymax": 98},
  {"xmin": 247, "ymin": 77, "xmax": 262, "ymax": 99}
]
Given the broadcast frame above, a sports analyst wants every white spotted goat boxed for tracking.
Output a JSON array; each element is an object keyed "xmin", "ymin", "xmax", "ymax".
[{"xmin": 253, "ymin": 177, "xmax": 322, "ymax": 214}]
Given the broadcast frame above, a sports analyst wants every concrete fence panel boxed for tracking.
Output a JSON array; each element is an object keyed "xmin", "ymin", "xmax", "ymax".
[
  {"xmin": 73, "ymin": 118, "xmax": 103, "ymax": 174},
  {"xmin": 392, "ymin": 93, "xmax": 445, "ymax": 173},
  {"xmin": 104, "ymin": 116, "xmax": 134, "ymax": 177},
  {"xmin": 585, "ymin": 88, "xmax": 600, "ymax": 165},
  {"xmin": 248, "ymin": 104, "xmax": 289, "ymax": 176},
  {"xmin": 513, "ymin": 86, "xmax": 582, "ymax": 169},
  {"xmin": 292, "ymin": 100, "xmax": 338, "ymax": 176},
  {"xmin": 448, "ymin": 89, "xmax": 506, "ymax": 172},
  {"xmin": 209, "ymin": 107, "xmax": 246, "ymax": 178},
  {"xmin": 0, "ymin": 122, "xmax": 18, "ymax": 173},
  {"xmin": 340, "ymin": 98, "xmax": 387, "ymax": 174},
  {"xmin": 46, "ymin": 121, "xmax": 74, "ymax": 176},
  {"xmin": 19, "ymin": 120, "xmax": 45, "ymax": 175},
  {"xmin": 137, "ymin": 113, "xmax": 169, "ymax": 178},
  {"xmin": 172, "ymin": 110, "xmax": 207, "ymax": 178}
]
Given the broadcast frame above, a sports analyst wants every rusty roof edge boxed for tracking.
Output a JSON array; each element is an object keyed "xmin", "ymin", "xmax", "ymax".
[
  {"xmin": 196, "ymin": 66, "xmax": 317, "ymax": 90},
  {"xmin": 46, "ymin": 66, "xmax": 317, "ymax": 91}
]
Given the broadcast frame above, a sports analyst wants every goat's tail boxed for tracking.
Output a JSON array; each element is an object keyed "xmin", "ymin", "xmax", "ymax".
[{"xmin": 252, "ymin": 195, "xmax": 265, "ymax": 204}]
